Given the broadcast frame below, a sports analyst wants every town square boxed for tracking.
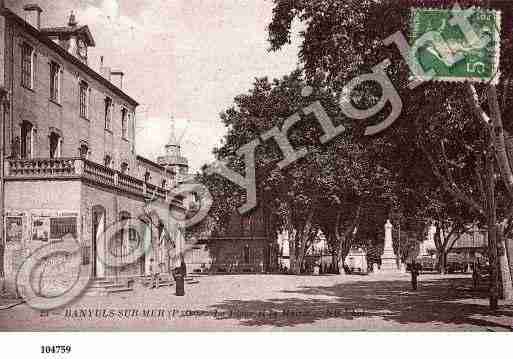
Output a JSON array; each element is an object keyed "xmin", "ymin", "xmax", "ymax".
[
  {"xmin": 2, "ymin": 273, "xmax": 513, "ymax": 331},
  {"xmin": 0, "ymin": 0, "xmax": 513, "ymax": 341}
]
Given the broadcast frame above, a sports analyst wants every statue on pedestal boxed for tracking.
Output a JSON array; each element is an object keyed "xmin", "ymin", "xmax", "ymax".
[{"xmin": 380, "ymin": 219, "xmax": 399, "ymax": 272}]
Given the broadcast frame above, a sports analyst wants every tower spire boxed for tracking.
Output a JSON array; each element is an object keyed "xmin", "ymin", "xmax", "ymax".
[
  {"xmin": 157, "ymin": 116, "xmax": 189, "ymax": 176},
  {"xmin": 165, "ymin": 116, "xmax": 180, "ymax": 156}
]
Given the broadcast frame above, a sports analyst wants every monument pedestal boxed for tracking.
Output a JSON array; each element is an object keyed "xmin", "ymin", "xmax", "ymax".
[{"xmin": 381, "ymin": 253, "xmax": 398, "ymax": 272}]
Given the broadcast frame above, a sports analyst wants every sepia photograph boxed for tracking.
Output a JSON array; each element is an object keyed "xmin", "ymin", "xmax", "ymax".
[{"xmin": 0, "ymin": 0, "xmax": 512, "ymax": 347}]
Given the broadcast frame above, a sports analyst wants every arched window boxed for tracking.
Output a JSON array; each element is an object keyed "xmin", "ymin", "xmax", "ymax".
[
  {"xmin": 49, "ymin": 61, "xmax": 61, "ymax": 102},
  {"xmin": 104, "ymin": 155, "xmax": 112, "ymax": 168},
  {"xmin": 79, "ymin": 141, "xmax": 89, "ymax": 159},
  {"xmin": 121, "ymin": 108, "xmax": 128, "ymax": 139},
  {"xmin": 49, "ymin": 131, "xmax": 62, "ymax": 158},
  {"xmin": 104, "ymin": 97, "xmax": 112, "ymax": 130},
  {"xmin": 21, "ymin": 42, "xmax": 34, "ymax": 89},
  {"xmin": 79, "ymin": 81, "xmax": 89, "ymax": 119}
]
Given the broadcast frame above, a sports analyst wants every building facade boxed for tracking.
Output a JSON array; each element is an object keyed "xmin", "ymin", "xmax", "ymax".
[
  {"xmin": 186, "ymin": 205, "xmax": 278, "ymax": 274},
  {"xmin": 0, "ymin": 4, "xmax": 185, "ymax": 293}
]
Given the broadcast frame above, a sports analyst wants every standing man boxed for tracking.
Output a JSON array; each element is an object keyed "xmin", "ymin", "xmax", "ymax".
[{"xmin": 411, "ymin": 260, "xmax": 419, "ymax": 291}]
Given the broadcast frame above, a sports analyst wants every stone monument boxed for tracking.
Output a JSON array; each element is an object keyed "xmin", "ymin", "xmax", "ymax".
[{"xmin": 381, "ymin": 219, "xmax": 399, "ymax": 272}]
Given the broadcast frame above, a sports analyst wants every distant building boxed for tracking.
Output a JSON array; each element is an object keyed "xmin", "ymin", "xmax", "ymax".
[
  {"xmin": 451, "ymin": 229, "xmax": 488, "ymax": 256},
  {"xmin": 185, "ymin": 205, "xmax": 278, "ymax": 274}
]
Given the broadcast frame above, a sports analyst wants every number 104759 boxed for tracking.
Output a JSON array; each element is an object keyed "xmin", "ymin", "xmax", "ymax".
[{"xmin": 40, "ymin": 345, "xmax": 71, "ymax": 354}]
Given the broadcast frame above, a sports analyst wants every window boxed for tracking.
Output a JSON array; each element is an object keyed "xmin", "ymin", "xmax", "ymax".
[
  {"xmin": 49, "ymin": 132, "xmax": 61, "ymax": 158},
  {"xmin": 104, "ymin": 155, "xmax": 112, "ymax": 168},
  {"xmin": 79, "ymin": 143, "xmax": 89, "ymax": 158},
  {"xmin": 49, "ymin": 62, "xmax": 60, "ymax": 102},
  {"xmin": 104, "ymin": 97, "xmax": 112, "ymax": 130},
  {"xmin": 20, "ymin": 121, "xmax": 34, "ymax": 159},
  {"xmin": 79, "ymin": 81, "xmax": 89, "ymax": 118},
  {"xmin": 50, "ymin": 217, "xmax": 77, "ymax": 239},
  {"xmin": 21, "ymin": 43, "xmax": 34, "ymax": 89},
  {"xmin": 121, "ymin": 108, "xmax": 128, "ymax": 139},
  {"xmin": 144, "ymin": 171, "xmax": 151, "ymax": 182},
  {"xmin": 161, "ymin": 179, "xmax": 166, "ymax": 188}
]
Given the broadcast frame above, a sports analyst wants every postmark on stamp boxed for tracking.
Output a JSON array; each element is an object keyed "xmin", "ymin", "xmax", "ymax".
[{"xmin": 410, "ymin": 7, "xmax": 501, "ymax": 84}]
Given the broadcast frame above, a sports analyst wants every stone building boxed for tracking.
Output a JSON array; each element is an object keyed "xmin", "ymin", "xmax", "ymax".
[
  {"xmin": 191, "ymin": 205, "xmax": 278, "ymax": 274},
  {"xmin": 0, "ymin": 3, "xmax": 185, "ymax": 293}
]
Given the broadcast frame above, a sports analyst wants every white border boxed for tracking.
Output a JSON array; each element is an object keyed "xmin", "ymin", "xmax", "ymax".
[{"xmin": 1, "ymin": 333, "xmax": 512, "ymax": 359}]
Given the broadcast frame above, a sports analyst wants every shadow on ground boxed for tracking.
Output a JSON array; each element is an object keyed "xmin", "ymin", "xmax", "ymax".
[{"xmin": 209, "ymin": 276, "xmax": 513, "ymax": 330}]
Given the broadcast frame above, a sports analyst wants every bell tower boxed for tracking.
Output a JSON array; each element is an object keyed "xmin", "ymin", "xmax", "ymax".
[{"xmin": 157, "ymin": 118, "xmax": 189, "ymax": 176}]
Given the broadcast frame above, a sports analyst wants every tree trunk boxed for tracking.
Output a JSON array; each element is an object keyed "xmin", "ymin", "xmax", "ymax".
[
  {"xmin": 497, "ymin": 227, "xmax": 513, "ymax": 300},
  {"xmin": 488, "ymin": 225, "xmax": 500, "ymax": 309},
  {"xmin": 0, "ymin": 243, "xmax": 4, "ymax": 293},
  {"xmin": 505, "ymin": 235, "xmax": 513, "ymax": 283},
  {"xmin": 288, "ymin": 209, "xmax": 315, "ymax": 275},
  {"xmin": 485, "ymin": 145, "xmax": 499, "ymax": 310},
  {"xmin": 0, "ymin": 243, "xmax": 4, "ymax": 277},
  {"xmin": 331, "ymin": 251, "xmax": 339, "ymax": 274},
  {"xmin": 333, "ymin": 205, "xmax": 361, "ymax": 275},
  {"xmin": 289, "ymin": 235, "xmax": 300, "ymax": 275},
  {"xmin": 338, "ymin": 248, "xmax": 352, "ymax": 274},
  {"xmin": 434, "ymin": 224, "xmax": 446, "ymax": 274},
  {"xmin": 438, "ymin": 250, "xmax": 447, "ymax": 275}
]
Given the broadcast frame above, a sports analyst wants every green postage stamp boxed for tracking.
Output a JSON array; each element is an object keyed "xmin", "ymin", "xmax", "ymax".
[{"xmin": 410, "ymin": 7, "xmax": 501, "ymax": 84}]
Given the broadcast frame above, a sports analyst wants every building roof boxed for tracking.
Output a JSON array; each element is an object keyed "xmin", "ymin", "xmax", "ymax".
[
  {"xmin": 452, "ymin": 231, "xmax": 488, "ymax": 249},
  {"xmin": 224, "ymin": 205, "xmax": 268, "ymax": 239},
  {"xmin": 136, "ymin": 155, "xmax": 175, "ymax": 174},
  {"xmin": 1, "ymin": 7, "xmax": 138, "ymax": 106},
  {"xmin": 41, "ymin": 25, "xmax": 96, "ymax": 46}
]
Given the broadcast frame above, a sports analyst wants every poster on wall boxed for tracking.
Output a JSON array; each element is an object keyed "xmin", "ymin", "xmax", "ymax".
[
  {"xmin": 5, "ymin": 217, "xmax": 23, "ymax": 243},
  {"xmin": 32, "ymin": 216, "xmax": 51, "ymax": 241},
  {"xmin": 31, "ymin": 215, "xmax": 77, "ymax": 242}
]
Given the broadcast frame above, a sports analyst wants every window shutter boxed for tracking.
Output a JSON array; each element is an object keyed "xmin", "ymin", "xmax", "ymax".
[
  {"xmin": 88, "ymin": 88, "xmax": 92, "ymax": 120},
  {"xmin": 32, "ymin": 51, "xmax": 37, "ymax": 89}
]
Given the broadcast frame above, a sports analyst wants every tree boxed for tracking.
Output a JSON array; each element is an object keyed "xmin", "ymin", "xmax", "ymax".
[
  {"xmin": 268, "ymin": 0, "xmax": 513, "ymax": 307},
  {"xmin": 203, "ymin": 70, "xmax": 394, "ymax": 274}
]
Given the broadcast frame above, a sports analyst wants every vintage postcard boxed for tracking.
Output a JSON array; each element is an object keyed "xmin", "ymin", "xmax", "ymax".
[{"xmin": 0, "ymin": 0, "xmax": 512, "ymax": 337}]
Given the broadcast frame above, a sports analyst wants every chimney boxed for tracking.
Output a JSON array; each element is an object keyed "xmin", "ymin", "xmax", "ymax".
[
  {"xmin": 110, "ymin": 70, "xmax": 124, "ymax": 90},
  {"xmin": 23, "ymin": 4, "xmax": 43, "ymax": 30},
  {"xmin": 99, "ymin": 56, "xmax": 111, "ymax": 81}
]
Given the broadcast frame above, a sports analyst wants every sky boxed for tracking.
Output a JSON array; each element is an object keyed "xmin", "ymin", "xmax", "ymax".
[{"xmin": 8, "ymin": 0, "xmax": 301, "ymax": 171}]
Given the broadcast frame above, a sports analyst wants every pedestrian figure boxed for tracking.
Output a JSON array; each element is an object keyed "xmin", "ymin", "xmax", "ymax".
[
  {"xmin": 472, "ymin": 259, "xmax": 479, "ymax": 289},
  {"xmin": 149, "ymin": 260, "xmax": 160, "ymax": 289},
  {"xmin": 411, "ymin": 260, "xmax": 419, "ymax": 291}
]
